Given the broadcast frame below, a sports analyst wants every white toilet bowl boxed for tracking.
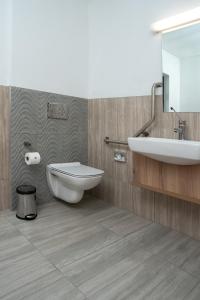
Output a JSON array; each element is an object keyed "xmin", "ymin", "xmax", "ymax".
[{"xmin": 46, "ymin": 162, "xmax": 104, "ymax": 204}]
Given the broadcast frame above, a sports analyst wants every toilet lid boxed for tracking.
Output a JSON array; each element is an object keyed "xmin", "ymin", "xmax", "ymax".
[{"xmin": 49, "ymin": 163, "xmax": 104, "ymax": 178}]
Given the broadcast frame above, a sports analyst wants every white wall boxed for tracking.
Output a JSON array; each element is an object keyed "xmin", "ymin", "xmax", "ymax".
[
  {"xmin": 162, "ymin": 50, "xmax": 180, "ymax": 111},
  {"xmin": 10, "ymin": 0, "xmax": 89, "ymax": 98},
  {"xmin": 88, "ymin": 0, "xmax": 200, "ymax": 98},
  {"xmin": 1, "ymin": 0, "xmax": 200, "ymax": 98},
  {"xmin": 0, "ymin": 0, "xmax": 12, "ymax": 85},
  {"xmin": 180, "ymin": 55, "xmax": 200, "ymax": 112}
]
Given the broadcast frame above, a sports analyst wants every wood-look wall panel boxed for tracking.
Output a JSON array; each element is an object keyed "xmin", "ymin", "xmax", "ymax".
[
  {"xmin": 133, "ymin": 187, "xmax": 155, "ymax": 220},
  {"xmin": 0, "ymin": 180, "xmax": 10, "ymax": 210},
  {"xmin": 154, "ymin": 193, "xmax": 200, "ymax": 240},
  {"xmin": 0, "ymin": 86, "xmax": 10, "ymax": 210},
  {"xmin": 88, "ymin": 96, "xmax": 155, "ymax": 221},
  {"xmin": 88, "ymin": 96, "xmax": 200, "ymax": 240}
]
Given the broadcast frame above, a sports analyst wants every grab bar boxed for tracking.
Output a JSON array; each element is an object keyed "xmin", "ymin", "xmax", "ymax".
[
  {"xmin": 104, "ymin": 137, "xmax": 128, "ymax": 145},
  {"xmin": 104, "ymin": 82, "xmax": 162, "ymax": 146},
  {"xmin": 134, "ymin": 82, "xmax": 162, "ymax": 137}
]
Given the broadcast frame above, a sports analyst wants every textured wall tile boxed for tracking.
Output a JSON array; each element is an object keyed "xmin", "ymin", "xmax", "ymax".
[{"xmin": 11, "ymin": 87, "xmax": 88, "ymax": 208}]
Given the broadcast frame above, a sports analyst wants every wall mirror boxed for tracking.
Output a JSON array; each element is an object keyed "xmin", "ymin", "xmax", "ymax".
[{"xmin": 162, "ymin": 23, "xmax": 200, "ymax": 112}]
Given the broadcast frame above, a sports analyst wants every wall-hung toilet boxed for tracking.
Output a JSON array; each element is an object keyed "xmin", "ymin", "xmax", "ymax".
[{"xmin": 46, "ymin": 162, "xmax": 104, "ymax": 204}]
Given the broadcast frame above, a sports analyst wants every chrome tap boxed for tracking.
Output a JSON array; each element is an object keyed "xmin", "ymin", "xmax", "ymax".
[
  {"xmin": 174, "ymin": 120, "xmax": 186, "ymax": 140},
  {"xmin": 170, "ymin": 107, "xmax": 186, "ymax": 140}
]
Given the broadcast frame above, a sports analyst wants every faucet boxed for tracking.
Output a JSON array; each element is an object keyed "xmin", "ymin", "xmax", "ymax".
[{"xmin": 170, "ymin": 107, "xmax": 186, "ymax": 140}]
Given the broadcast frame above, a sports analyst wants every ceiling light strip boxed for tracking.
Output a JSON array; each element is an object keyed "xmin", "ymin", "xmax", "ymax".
[{"xmin": 152, "ymin": 7, "xmax": 200, "ymax": 33}]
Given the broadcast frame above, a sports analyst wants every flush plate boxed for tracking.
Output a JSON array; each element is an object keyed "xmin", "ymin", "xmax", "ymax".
[{"xmin": 47, "ymin": 102, "xmax": 69, "ymax": 120}]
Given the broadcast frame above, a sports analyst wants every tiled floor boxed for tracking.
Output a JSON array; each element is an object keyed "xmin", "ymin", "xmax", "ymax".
[{"xmin": 1, "ymin": 196, "xmax": 200, "ymax": 299}]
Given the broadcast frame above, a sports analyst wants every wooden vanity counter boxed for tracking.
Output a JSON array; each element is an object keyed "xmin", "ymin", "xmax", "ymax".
[{"xmin": 133, "ymin": 153, "xmax": 200, "ymax": 205}]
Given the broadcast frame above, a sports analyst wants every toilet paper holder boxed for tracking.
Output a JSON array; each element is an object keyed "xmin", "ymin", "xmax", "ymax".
[{"xmin": 24, "ymin": 141, "xmax": 32, "ymax": 148}]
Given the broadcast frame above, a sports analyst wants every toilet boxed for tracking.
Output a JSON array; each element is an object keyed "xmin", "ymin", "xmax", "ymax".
[{"xmin": 46, "ymin": 162, "xmax": 104, "ymax": 204}]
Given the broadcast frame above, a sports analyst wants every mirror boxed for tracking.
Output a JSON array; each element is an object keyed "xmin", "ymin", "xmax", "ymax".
[{"xmin": 162, "ymin": 23, "xmax": 200, "ymax": 112}]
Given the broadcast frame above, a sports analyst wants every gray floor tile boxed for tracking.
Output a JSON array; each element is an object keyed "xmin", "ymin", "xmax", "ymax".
[
  {"xmin": 66, "ymin": 195, "xmax": 113, "ymax": 217},
  {"xmin": 0, "ymin": 215, "xmax": 16, "ymax": 235},
  {"xmin": 0, "ymin": 249, "xmax": 56, "ymax": 298},
  {"xmin": 148, "ymin": 230, "xmax": 200, "ymax": 267},
  {"xmin": 41, "ymin": 224, "xmax": 120, "ymax": 268},
  {"xmin": 186, "ymin": 283, "xmax": 200, "ymax": 300},
  {"xmin": 101, "ymin": 212, "xmax": 152, "ymax": 237},
  {"xmin": 34, "ymin": 200, "xmax": 70, "ymax": 218},
  {"xmin": 18, "ymin": 210, "xmax": 123, "ymax": 247},
  {"xmin": 2, "ymin": 270, "xmax": 63, "ymax": 300},
  {"xmin": 144, "ymin": 264, "xmax": 198, "ymax": 300},
  {"xmin": 86, "ymin": 255, "xmax": 197, "ymax": 300},
  {"xmin": 14, "ymin": 199, "xmax": 119, "ymax": 242},
  {"xmin": 15, "ymin": 203, "xmax": 120, "ymax": 269},
  {"xmin": 83, "ymin": 206, "xmax": 123, "ymax": 224},
  {"xmin": 0, "ymin": 231, "xmax": 34, "ymax": 263},
  {"xmin": 99, "ymin": 210, "xmax": 136, "ymax": 227},
  {"xmin": 0, "ymin": 209, "xmax": 14, "ymax": 218},
  {"xmin": 1, "ymin": 198, "xmax": 200, "ymax": 300},
  {"xmin": 125, "ymin": 222, "xmax": 171, "ymax": 251},
  {"xmin": 15, "ymin": 211, "xmax": 86, "ymax": 240},
  {"xmin": 180, "ymin": 247, "xmax": 200, "ymax": 279},
  {"xmin": 62, "ymin": 238, "xmax": 151, "ymax": 290},
  {"xmin": 20, "ymin": 277, "xmax": 86, "ymax": 300}
]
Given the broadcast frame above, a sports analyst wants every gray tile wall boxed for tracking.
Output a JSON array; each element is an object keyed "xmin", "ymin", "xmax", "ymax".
[{"xmin": 11, "ymin": 87, "xmax": 88, "ymax": 209}]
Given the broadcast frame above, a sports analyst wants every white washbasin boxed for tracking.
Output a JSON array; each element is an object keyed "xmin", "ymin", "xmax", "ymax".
[{"xmin": 128, "ymin": 137, "xmax": 200, "ymax": 165}]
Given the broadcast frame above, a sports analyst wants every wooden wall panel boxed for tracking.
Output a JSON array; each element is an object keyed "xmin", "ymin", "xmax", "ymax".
[
  {"xmin": 88, "ymin": 96, "xmax": 200, "ymax": 240},
  {"xmin": 0, "ymin": 86, "xmax": 10, "ymax": 210},
  {"xmin": 88, "ymin": 96, "xmax": 155, "ymax": 221}
]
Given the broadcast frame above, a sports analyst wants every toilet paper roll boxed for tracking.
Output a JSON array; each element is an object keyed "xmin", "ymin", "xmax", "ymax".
[{"xmin": 25, "ymin": 152, "xmax": 41, "ymax": 165}]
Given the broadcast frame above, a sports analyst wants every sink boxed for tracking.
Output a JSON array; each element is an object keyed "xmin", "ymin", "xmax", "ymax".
[{"xmin": 128, "ymin": 137, "xmax": 200, "ymax": 165}]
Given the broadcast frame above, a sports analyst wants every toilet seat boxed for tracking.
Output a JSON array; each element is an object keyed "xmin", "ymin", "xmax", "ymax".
[
  {"xmin": 48, "ymin": 162, "xmax": 104, "ymax": 178},
  {"xmin": 46, "ymin": 162, "xmax": 104, "ymax": 204}
]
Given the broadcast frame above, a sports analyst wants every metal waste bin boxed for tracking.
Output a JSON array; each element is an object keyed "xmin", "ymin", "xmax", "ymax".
[{"xmin": 16, "ymin": 185, "xmax": 37, "ymax": 220}]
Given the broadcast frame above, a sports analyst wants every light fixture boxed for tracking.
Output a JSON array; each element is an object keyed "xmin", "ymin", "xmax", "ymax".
[{"xmin": 152, "ymin": 6, "xmax": 200, "ymax": 33}]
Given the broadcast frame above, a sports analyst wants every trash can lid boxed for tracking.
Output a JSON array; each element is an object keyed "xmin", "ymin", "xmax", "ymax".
[{"xmin": 16, "ymin": 185, "xmax": 36, "ymax": 195}]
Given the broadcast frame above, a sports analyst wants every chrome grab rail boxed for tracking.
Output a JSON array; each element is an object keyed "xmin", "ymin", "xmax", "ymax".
[
  {"xmin": 104, "ymin": 137, "xmax": 128, "ymax": 146},
  {"xmin": 104, "ymin": 82, "xmax": 162, "ymax": 146},
  {"xmin": 134, "ymin": 82, "xmax": 162, "ymax": 137}
]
